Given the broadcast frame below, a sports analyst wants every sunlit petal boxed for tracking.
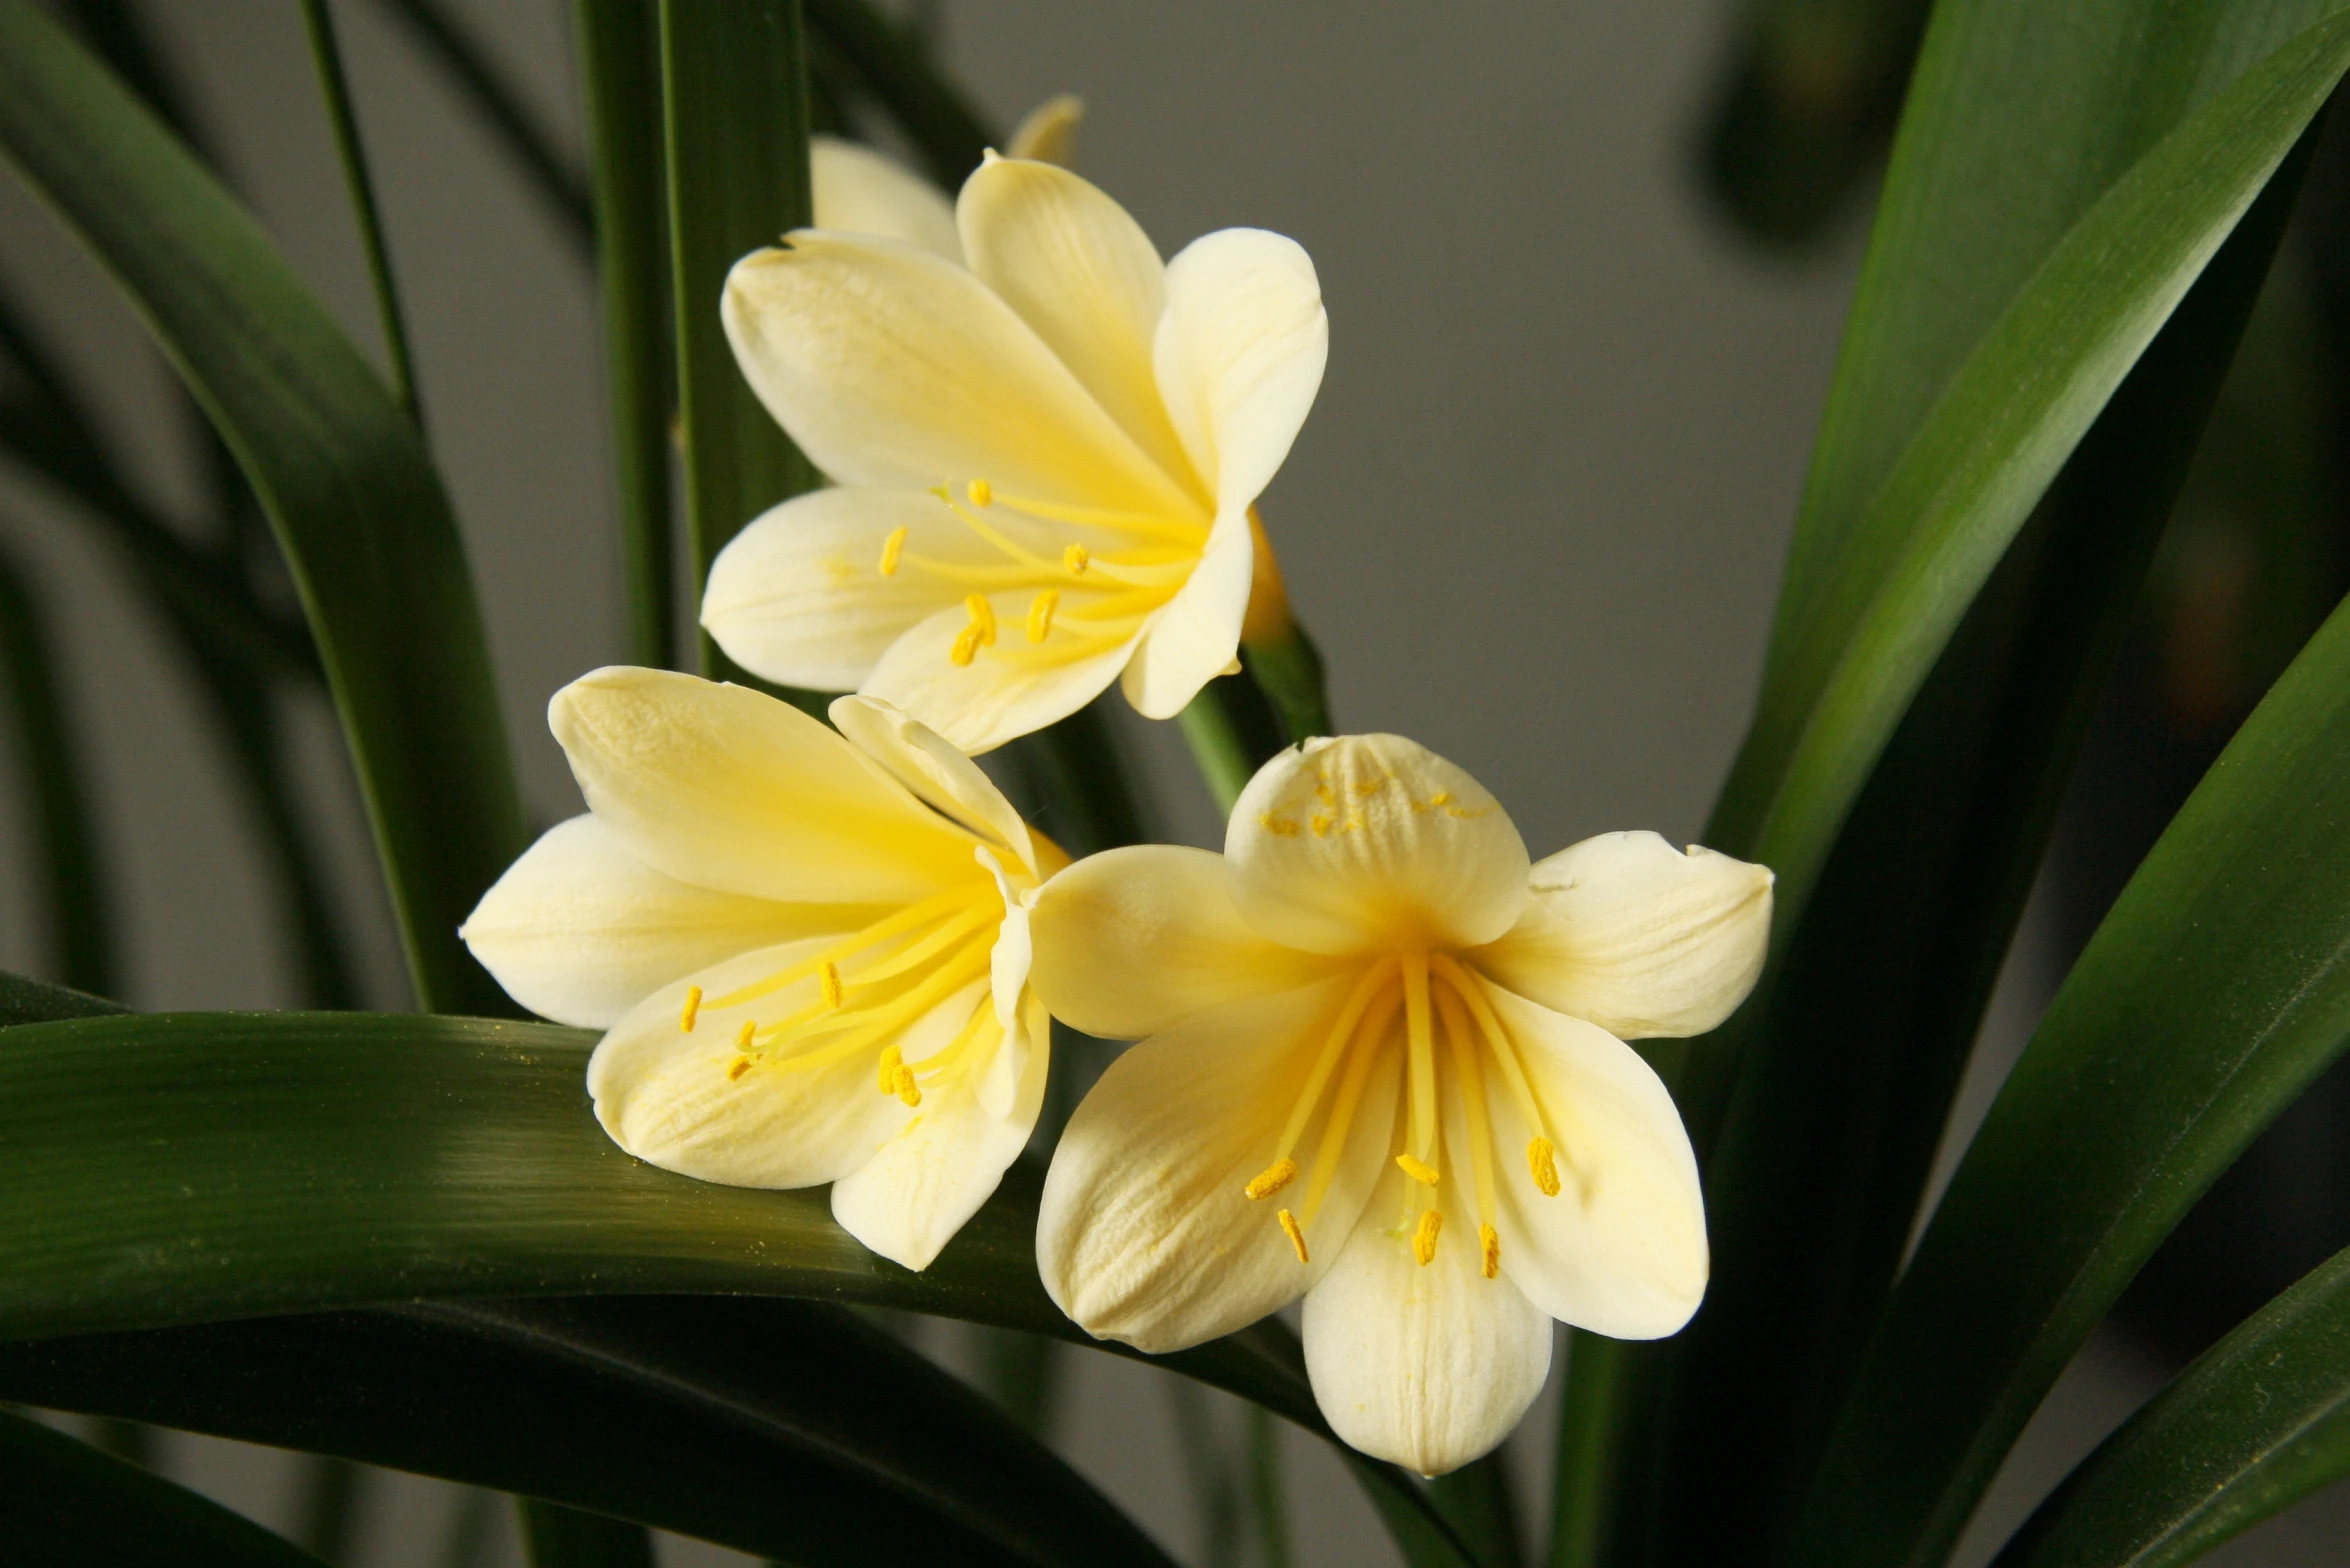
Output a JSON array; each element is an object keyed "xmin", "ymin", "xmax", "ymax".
[
  {"xmin": 810, "ymin": 136, "xmax": 962, "ymax": 262},
  {"xmin": 863, "ymin": 594, "xmax": 1142, "ymax": 755},
  {"xmin": 831, "ymin": 694, "xmax": 1038, "ymax": 874},
  {"xmin": 1119, "ymin": 505, "xmax": 1253, "ymax": 720},
  {"xmin": 1004, "ymin": 94, "xmax": 1084, "ymax": 166},
  {"xmin": 1154, "ymin": 227, "xmax": 1327, "ymax": 514}
]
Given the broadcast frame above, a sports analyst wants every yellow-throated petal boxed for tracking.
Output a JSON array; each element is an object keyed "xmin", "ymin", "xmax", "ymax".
[
  {"xmin": 459, "ymin": 814, "xmax": 881, "ymax": 1029},
  {"xmin": 1153, "ymin": 227, "xmax": 1327, "ymax": 515},
  {"xmin": 958, "ymin": 155, "xmax": 1198, "ymax": 494},
  {"xmin": 1028, "ymin": 844, "xmax": 1340, "ymax": 1039},
  {"xmin": 831, "ymin": 694, "xmax": 1039, "ymax": 875},
  {"xmin": 586, "ymin": 940, "xmax": 980, "ymax": 1189},
  {"xmin": 723, "ymin": 233, "xmax": 1195, "ymax": 520},
  {"xmin": 1301, "ymin": 1160, "xmax": 1554, "ymax": 1476},
  {"xmin": 551, "ymin": 667, "xmax": 979, "ymax": 904},
  {"xmin": 863, "ymin": 593, "xmax": 1143, "ymax": 754},
  {"xmin": 1475, "ymin": 832, "xmax": 1772, "ymax": 1039},
  {"xmin": 1037, "ymin": 976, "xmax": 1397, "ymax": 1352},
  {"xmin": 1478, "ymin": 981, "xmax": 1707, "ymax": 1339},
  {"xmin": 829, "ymin": 988, "xmax": 1049, "ymax": 1271},
  {"xmin": 1005, "ymin": 94, "xmax": 1084, "ymax": 166},
  {"xmin": 810, "ymin": 137, "xmax": 962, "ymax": 262},
  {"xmin": 1119, "ymin": 505, "xmax": 1254, "ymax": 720},
  {"xmin": 1227, "ymin": 735, "xmax": 1531, "ymax": 956},
  {"xmin": 703, "ymin": 486, "xmax": 997, "ymax": 693}
]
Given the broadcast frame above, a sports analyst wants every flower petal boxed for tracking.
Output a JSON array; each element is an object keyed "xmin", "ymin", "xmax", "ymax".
[
  {"xmin": 829, "ymin": 988, "xmax": 1049, "ymax": 1270},
  {"xmin": 1028, "ymin": 844, "xmax": 1340, "ymax": 1038},
  {"xmin": 459, "ymin": 815, "xmax": 876, "ymax": 1029},
  {"xmin": 1004, "ymin": 94, "xmax": 1084, "ymax": 166},
  {"xmin": 1478, "ymin": 982, "xmax": 1708, "ymax": 1339},
  {"xmin": 958, "ymin": 155, "xmax": 1197, "ymax": 493},
  {"xmin": 1037, "ymin": 976, "xmax": 1397, "ymax": 1352},
  {"xmin": 1153, "ymin": 228, "xmax": 1327, "ymax": 514},
  {"xmin": 862, "ymin": 594, "xmax": 1142, "ymax": 755},
  {"xmin": 702, "ymin": 486, "xmax": 993, "ymax": 693},
  {"xmin": 810, "ymin": 137, "xmax": 962, "ymax": 262},
  {"xmin": 1226, "ymin": 735, "xmax": 1531, "ymax": 956},
  {"xmin": 1475, "ymin": 833, "xmax": 1773, "ymax": 1039},
  {"xmin": 551, "ymin": 666, "xmax": 978, "ymax": 904},
  {"xmin": 723, "ymin": 232, "xmax": 1195, "ymax": 520},
  {"xmin": 1118, "ymin": 505, "xmax": 1253, "ymax": 720},
  {"xmin": 586, "ymin": 939, "xmax": 981, "ymax": 1188},
  {"xmin": 830, "ymin": 694, "xmax": 1038, "ymax": 875},
  {"xmin": 1301, "ymin": 1160, "xmax": 1554, "ymax": 1476}
]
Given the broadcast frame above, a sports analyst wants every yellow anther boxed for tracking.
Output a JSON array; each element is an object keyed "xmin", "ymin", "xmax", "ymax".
[
  {"xmin": 1528, "ymin": 1137, "xmax": 1561, "ymax": 1198},
  {"xmin": 950, "ymin": 622, "xmax": 985, "ymax": 667},
  {"xmin": 1413, "ymin": 1208, "xmax": 1444, "ymax": 1266},
  {"xmin": 1258, "ymin": 813, "xmax": 1300, "ymax": 837},
  {"xmin": 678, "ymin": 985, "xmax": 702, "ymax": 1033},
  {"xmin": 966, "ymin": 478, "xmax": 993, "ymax": 508},
  {"xmin": 877, "ymin": 526, "xmax": 907, "ymax": 576},
  {"xmin": 1276, "ymin": 1207, "xmax": 1310, "ymax": 1263},
  {"xmin": 820, "ymin": 960, "xmax": 844, "ymax": 1009},
  {"xmin": 1310, "ymin": 814, "xmax": 1334, "ymax": 836},
  {"xmin": 1396, "ymin": 1153, "xmax": 1440, "ymax": 1187},
  {"xmin": 727, "ymin": 1055, "xmax": 752, "ymax": 1081},
  {"xmin": 1063, "ymin": 543, "xmax": 1089, "ymax": 576},
  {"xmin": 1429, "ymin": 791, "xmax": 1453, "ymax": 807},
  {"xmin": 964, "ymin": 594, "xmax": 997, "ymax": 646},
  {"xmin": 1245, "ymin": 1157, "xmax": 1299, "ymax": 1200},
  {"xmin": 892, "ymin": 1063, "xmax": 923, "ymax": 1107},
  {"xmin": 1480, "ymin": 1223, "xmax": 1500, "ymax": 1280},
  {"xmin": 877, "ymin": 1042, "xmax": 903, "ymax": 1097},
  {"xmin": 735, "ymin": 1018, "xmax": 756, "ymax": 1051},
  {"xmin": 1026, "ymin": 589, "xmax": 1059, "ymax": 643}
]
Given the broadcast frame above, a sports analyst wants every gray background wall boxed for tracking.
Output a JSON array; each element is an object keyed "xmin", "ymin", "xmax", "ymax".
[{"xmin": 1, "ymin": 3, "xmax": 2340, "ymax": 1565}]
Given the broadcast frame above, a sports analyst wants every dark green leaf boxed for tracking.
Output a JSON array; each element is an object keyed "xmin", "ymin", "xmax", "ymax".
[
  {"xmin": 302, "ymin": 0, "xmax": 421, "ymax": 425},
  {"xmin": 1995, "ymin": 1242, "xmax": 2350, "ymax": 1568},
  {"xmin": 0, "ymin": 1403, "xmax": 327, "ymax": 1567},
  {"xmin": 0, "ymin": 0, "xmax": 527, "ymax": 1013}
]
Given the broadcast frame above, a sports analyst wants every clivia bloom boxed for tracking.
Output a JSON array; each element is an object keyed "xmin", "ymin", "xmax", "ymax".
[
  {"xmin": 1028, "ymin": 735, "xmax": 1771, "ymax": 1473},
  {"xmin": 704, "ymin": 152, "xmax": 1328, "ymax": 754},
  {"xmin": 459, "ymin": 667, "xmax": 1059, "ymax": 1271}
]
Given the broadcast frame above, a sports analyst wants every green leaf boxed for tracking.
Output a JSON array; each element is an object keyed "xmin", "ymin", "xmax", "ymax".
[
  {"xmin": 0, "ymin": 1298, "xmax": 1174, "ymax": 1568},
  {"xmin": 1779, "ymin": 512, "xmax": 2350, "ymax": 1566},
  {"xmin": 0, "ymin": 0, "xmax": 527, "ymax": 1014},
  {"xmin": 0, "ymin": 1403, "xmax": 327, "ymax": 1567},
  {"xmin": 1994, "ymin": 1241, "xmax": 2350, "ymax": 1568},
  {"xmin": 301, "ymin": 0, "xmax": 420, "ymax": 425}
]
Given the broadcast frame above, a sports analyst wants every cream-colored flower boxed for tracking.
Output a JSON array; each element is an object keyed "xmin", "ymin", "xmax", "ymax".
[
  {"xmin": 1029, "ymin": 735, "xmax": 1772, "ymax": 1474},
  {"xmin": 459, "ymin": 667, "xmax": 1060, "ymax": 1271},
  {"xmin": 807, "ymin": 95, "xmax": 1085, "ymax": 263},
  {"xmin": 706, "ymin": 150, "xmax": 1328, "ymax": 754}
]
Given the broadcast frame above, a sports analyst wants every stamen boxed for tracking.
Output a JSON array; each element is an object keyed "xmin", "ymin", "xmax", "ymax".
[
  {"xmin": 1301, "ymin": 985, "xmax": 1406, "ymax": 1225},
  {"xmin": 1402, "ymin": 953, "xmax": 1440, "ymax": 1172},
  {"xmin": 735, "ymin": 1019, "xmax": 755, "ymax": 1051},
  {"xmin": 1277, "ymin": 1208, "xmax": 1310, "ymax": 1263},
  {"xmin": 1435, "ymin": 982, "xmax": 1501, "ymax": 1257},
  {"xmin": 706, "ymin": 884, "xmax": 989, "ymax": 1012},
  {"xmin": 966, "ymin": 478, "xmax": 993, "ymax": 508},
  {"xmin": 678, "ymin": 986, "xmax": 702, "ymax": 1033},
  {"xmin": 1412, "ymin": 1208, "xmax": 1444, "ymax": 1266},
  {"xmin": 1026, "ymin": 589, "xmax": 1059, "ymax": 642},
  {"xmin": 877, "ymin": 526, "xmax": 907, "ymax": 576},
  {"xmin": 964, "ymin": 594, "xmax": 997, "ymax": 646},
  {"xmin": 877, "ymin": 1042, "xmax": 903, "ymax": 1097},
  {"xmin": 1063, "ymin": 543, "xmax": 1089, "ymax": 576},
  {"xmin": 1275, "ymin": 958, "xmax": 1399, "ymax": 1160},
  {"xmin": 1529, "ymin": 1137, "xmax": 1562, "ymax": 1198},
  {"xmin": 820, "ymin": 960, "xmax": 844, "ymax": 1009},
  {"xmin": 1396, "ymin": 1154, "xmax": 1440, "ymax": 1186},
  {"xmin": 951, "ymin": 623, "xmax": 984, "ymax": 667},
  {"xmin": 1245, "ymin": 1157, "xmax": 1298, "ymax": 1200},
  {"xmin": 1480, "ymin": 1223, "xmax": 1501, "ymax": 1280},
  {"xmin": 892, "ymin": 1063, "xmax": 922, "ymax": 1107},
  {"xmin": 1431, "ymin": 954, "xmax": 1556, "ymax": 1155},
  {"xmin": 728, "ymin": 1056, "xmax": 752, "ymax": 1081}
]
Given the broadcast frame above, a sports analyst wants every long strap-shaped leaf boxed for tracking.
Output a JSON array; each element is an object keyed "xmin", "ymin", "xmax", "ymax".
[
  {"xmin": 1781, "ymin": 532, "xmax": 2350, "ymax": 1567},
  {"xmin": 0, "ymin": 0, "xmax": 525, "ymax": 1014},
  {"xmin": 0, "ymin": 1298, "xmax": 1178, "ymax": 1568},
  {"xmin": 1994, "ymin": 1242, "xmax": 2350, "ymax": 1568},
  {"xmin": 0, "ymin": 1403, "xmax": 327, "ymax": 1567}
]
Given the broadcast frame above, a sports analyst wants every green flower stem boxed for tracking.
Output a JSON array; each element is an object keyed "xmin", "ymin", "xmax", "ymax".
[
  {"xmin": 1178, "ymin": 670, "xmax": 1291, "ymax": 816},
  {"xmin": 1247, "ymin": 1405, "xmax": 1294, "ymax": 1568},
  {"xmin": 1430, "ymin": 1452, "xmax": 1523, "ymax": 1568},
  {"xmin": 301, "ymin": 0, "xmax": 420, "ymax": 427}
]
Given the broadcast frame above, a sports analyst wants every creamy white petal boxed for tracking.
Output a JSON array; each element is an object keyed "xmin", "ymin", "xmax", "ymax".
[
  {"xmin": 1037, "ymin": 977, "xmax": 1397, "ymax": 1352},
  {"xmin": 829, "ymin": 986, "xmax": 1049, "ymax": 1271},
  {"xmin": 1119, "ymin": 505, "xmax": 1253, "ymax": 720},
  {"xmin": 1153, "ymin": 228, "xmax": 1327, "ymax": 514},
  {"xmin": 958, "ymin": 155, "xmax": 1197, "ymax": 492},
  {"xmin": 1475, "ymin": 833, "xmax": 1772, "ymax": 1040},
  {"xmin": 1477, "ymin": 982, "xmax": 1707, "ymax": 1339},
  {"xmin": 550, "ymin": 667, "xmax": 979, "ymax": 905},
  {"xmin": 460, "ymin": 815, "xmax": 877, "ymax": 1029},
  {"xmin": 723, "ymin": 233, "xmax": 1194, "ymax": 520},
  {"xmin": 1301, "ymin": 1161, "xmax": 1554, "ymax": 1476},
  {"xmin": 1028, "ymin": 844, "xmax": 1339, "ymax": 1039},
  {"xmin": 863, "ymin": 594, "xmax": 1142, "ymax": 755},
  {"xmin": 585, "ymin": 939, "xmax": 975, "ymax": 1188},
  {"xmin": 810, "ymin": 137, "xmax": 962, "ymax": 262},
  {"xmin": 831, "ymin": 695, "xmax": 1037, "ymax": 874},
  {"xmin": 1005, "ymin": 94, "xmax": 1083, "ymax": 166},
  {"xmin": 1226, "ymin": 735, "xmax": 1531, "ymax": 956},
  {"xmin": 702, "ymin": 487, "xmax": 994, "ymax": 692}
]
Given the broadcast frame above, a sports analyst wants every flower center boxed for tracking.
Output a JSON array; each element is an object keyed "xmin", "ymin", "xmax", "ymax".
[
  {"xmin": 679, "ymin": 880, "xmax": 1007, "ymax": 1107},
  {"xmin": 874, "ymin": 479, "xmax": 1208, "ymax": 670},
  {"xmin": 1243, "ymin": 951, "xmax": 1566, "ymax": 1280}
]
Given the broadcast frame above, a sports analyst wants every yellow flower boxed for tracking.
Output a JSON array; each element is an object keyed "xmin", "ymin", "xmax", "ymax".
[
  {"xmin": 1028, "ymin": 735, "xmax": 1772, "ymax": 1474},
  {"xmin": 459, "ymin": 667, "xmax": 1060, "ymax": 1271},
  {"xmin": 807, "ymin": 95, "xmax": 1086, "ymax": 262},
  {"xmin": 704, "ymin": 150, "xmax": 1328, "ymax": 754}
]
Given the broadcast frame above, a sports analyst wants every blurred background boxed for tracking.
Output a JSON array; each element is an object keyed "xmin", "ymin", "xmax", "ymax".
[{"xmin": 1, "ymin": 1, "xmax": 2346, "ymax": 1564}]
